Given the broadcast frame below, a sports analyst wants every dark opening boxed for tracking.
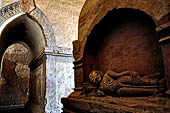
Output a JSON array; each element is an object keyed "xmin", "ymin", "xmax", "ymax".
[
  {"xmin": 0, "ymin": 14, "xmax": 46, "ymax": 113},
  {"xmin": 0, "ymin": 43, "xmax": 31, "ymax": 110}
]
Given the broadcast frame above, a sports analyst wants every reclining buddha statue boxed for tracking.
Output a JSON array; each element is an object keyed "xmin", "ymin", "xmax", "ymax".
[{"xmin": 88, "ymin": 70, "xmax": 166, "ymax": 97}]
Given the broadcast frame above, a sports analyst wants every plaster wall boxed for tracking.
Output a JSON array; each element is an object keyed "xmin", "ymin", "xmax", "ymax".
[
  {"xmin": 35, "ymin": 0, "xmax": 85, "ymax": 48},
  {"xmin": 46, "ymin": 55, "xmax": 74, "ymax": 113},
  {"xmin": 1, "ymin": 0, "xmax": 86, "ymax": 48},
  {"xmin": 0, "ymin": 44, "xmax": 30, "ymax": 107}
]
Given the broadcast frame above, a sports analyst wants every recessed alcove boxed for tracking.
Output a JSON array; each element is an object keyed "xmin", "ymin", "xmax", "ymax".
[
  {"xmin": 83, "ymin": 8, "xmax": 165, "ymax": 83},
  {"xmin": 62, "ymin": 8, "xmax": 168, "ymax": 113}
]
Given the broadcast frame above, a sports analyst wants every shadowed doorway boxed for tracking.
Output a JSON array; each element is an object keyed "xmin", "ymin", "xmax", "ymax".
[{"xmin": 0, "ymin": 14, "xmax": 46, "ymax": 113}]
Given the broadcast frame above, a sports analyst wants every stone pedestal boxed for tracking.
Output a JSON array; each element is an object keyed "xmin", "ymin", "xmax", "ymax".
[{"xmin": 62, "ymin": 96, "xmax": 170, "ymax": 113}]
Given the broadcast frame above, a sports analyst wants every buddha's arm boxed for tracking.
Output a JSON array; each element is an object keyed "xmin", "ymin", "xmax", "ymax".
[
  {"xmin": 118, "ymin": 76, "xmax": 164, "ymax": 86},
  {"xmin": 140, "ymin": 78, "xmax": 164, "ymax": 86},
  {"xmin": 142, "ymin": 72, "xmax": 161, "ymax": 79},
  {"xmin": 105, "ymin": 70, "xmax": 131, "ymax": 79}
]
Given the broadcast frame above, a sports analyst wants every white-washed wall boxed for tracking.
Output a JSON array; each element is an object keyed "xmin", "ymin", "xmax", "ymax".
[{"xmin": 46, "ymin": 54, "xmax": 74, "ymax": 113}]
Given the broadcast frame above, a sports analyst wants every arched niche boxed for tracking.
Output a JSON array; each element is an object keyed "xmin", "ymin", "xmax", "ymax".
[
  {"xmin": 72, "ymin": 0, "xmax": 169, "ymax": 90},
  {"xmin": 82, "ymin": 8, "xmax": 165, "ymax": 83},
  {"xmin": 0, "ymin": 14, "xmax": 46, "ymax": 61}
]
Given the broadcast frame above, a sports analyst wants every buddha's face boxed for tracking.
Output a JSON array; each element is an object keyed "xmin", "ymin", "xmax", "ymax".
[{"xmin": 89, "ymin": 71, "xmax": 103, "ymax": 84}]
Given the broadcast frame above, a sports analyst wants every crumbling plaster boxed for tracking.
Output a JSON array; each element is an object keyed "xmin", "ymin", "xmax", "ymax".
[{"xmin": 1, "ymin": 0, "xmax": 86, "ymax": 48}]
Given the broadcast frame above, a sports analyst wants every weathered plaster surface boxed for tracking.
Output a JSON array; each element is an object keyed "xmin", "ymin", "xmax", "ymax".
[
  {"xmin": 45, "ymin": 48, "xmax": 74, "ymax": 113},
  {"xmin": 35, "ymin": 0, "xmax": 85, "ymax": 48},
  {"xmin": 0, "ymin": 44, "xmax": 30, "ymax": 106},
  {"xmin": 4, "ymin": 44, "xmax": 31, "ymax": 65},
  {"xmin": 4, "ymin": 44, "xmax": 30, "ymax": 79},
  {"xmin": 1, "ymin": 0, "xmax": 86, "ymax": 48},
  {"xmin": 1, "ymin": 0, "xmax": 18, "ymax": 7}
]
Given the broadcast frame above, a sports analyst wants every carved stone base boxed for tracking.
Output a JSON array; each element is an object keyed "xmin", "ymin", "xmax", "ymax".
[{"xmin": 62, "ymin": 96, "xmax": 170, "ymax": 113}]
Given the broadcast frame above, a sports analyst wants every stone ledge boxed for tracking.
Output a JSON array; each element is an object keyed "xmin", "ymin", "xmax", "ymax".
[{"xmin": 62, "ymin": 96, "xmax": 170, "ymax": 113}]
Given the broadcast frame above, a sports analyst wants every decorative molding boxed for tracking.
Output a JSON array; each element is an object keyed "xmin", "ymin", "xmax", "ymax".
[
  {"xmin": 29, "ymin": 51, "xmax": 73, "ymax": 69},
  {"xmin": 0, "ymin": 2, "xmax": 22, "ymax": 25},
  {"xmin": 159, "ymin": 36, "xmax": 170, "ymax": 43},
  {"xmin": 156, "ymin": 22, "xmax": 170, "ymax": 32},
  {"xmin": 30, "ymin": 7, "xmax": 56, "ymax": 48}
]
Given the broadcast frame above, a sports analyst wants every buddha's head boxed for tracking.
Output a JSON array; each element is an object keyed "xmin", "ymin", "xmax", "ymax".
[{"xmin": 89, "ymin": 70, "xmax": 103, "ymax": 85}]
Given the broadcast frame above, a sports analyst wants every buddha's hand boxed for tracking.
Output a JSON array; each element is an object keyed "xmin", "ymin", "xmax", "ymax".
[
  {"xmin": 130, "ymin": 71, "xmax": 142, "ymax": 85},
  {"xmin": 95, "ymin": 90, "xmax": 105, "ymax": 97}
]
